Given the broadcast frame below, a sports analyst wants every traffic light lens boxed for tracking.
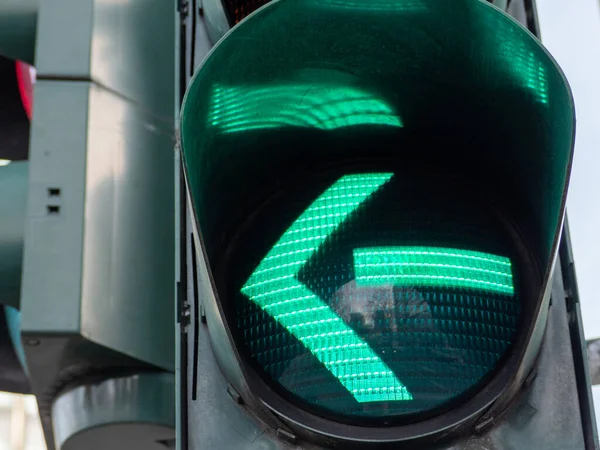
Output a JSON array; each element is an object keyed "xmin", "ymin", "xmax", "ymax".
[{"xmin": 233, "ymin": 172, "xmax": 521, "ymax": 420}]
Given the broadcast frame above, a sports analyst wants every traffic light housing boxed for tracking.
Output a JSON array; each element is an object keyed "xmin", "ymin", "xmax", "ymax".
[
  {"xmin": 179, "ymin": 0, "xmax": 588, "ymax": 447},
  {"xmin": 0, "ymin": 54, "xmax": 31, "ymax": 395},
  {"xmin": 0, "ymin": 1, "xmax": 178, "ymax": 449}
]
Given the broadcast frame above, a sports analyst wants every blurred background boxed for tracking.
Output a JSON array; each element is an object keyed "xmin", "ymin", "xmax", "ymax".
[{"xmin": 0, "ymin": 393, "xmax": 44, "ymax": 450}]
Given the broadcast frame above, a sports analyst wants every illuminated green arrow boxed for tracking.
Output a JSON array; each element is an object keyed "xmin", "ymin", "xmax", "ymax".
[
  {"xmin": 354, "ymin": 246, "xmax": 514, "ymax": 295},
  {"xmin": 241, "ymin": 173, "xmax": 413, "ymax": 403}
]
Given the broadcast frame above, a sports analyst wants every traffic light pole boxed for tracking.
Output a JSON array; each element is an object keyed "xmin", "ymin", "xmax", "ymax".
[{"xmin": 559, "ymin": 220, "xmax": 598, "ymax": 449}]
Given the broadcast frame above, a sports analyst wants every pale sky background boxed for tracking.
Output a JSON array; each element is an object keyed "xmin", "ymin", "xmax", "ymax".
[{"xmin": 536, "ymin": 0, "xmax": 600, "ymax": 426}]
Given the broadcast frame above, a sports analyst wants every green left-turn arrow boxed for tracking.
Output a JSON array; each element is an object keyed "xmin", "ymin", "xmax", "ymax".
[{"xmin": 241, "ymin": 173, "xmax": 413, "ymax": 403}]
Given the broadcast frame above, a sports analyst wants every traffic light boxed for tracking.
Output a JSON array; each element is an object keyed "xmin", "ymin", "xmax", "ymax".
[
  {"xmin": 0, "ymin": 54, "xmax": 30, "ymax": 395},
  {"xmin": 178, "ymin": 0, "xmax": 597, "ymax": 448},
  {"xmin": 0, "ymin": 1, "xmax": 178, "ymax": 449}
]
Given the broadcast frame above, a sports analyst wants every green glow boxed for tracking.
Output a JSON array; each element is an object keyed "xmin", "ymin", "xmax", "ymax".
[
  {"xmin": 241, "ymin": 173, "xmax": 413, "ymax": 403},
  {"xmin": 209, "ymin": 84, "xmax": 403, "ymax": 134},
  {"xmin": 315, "ymin": 0, "xmax": 426, "ymax": 11},
  {"xmin": 500, "ymin": 38, "xmax": 549, "ymax": 104},
  {"xmin": 354, "ymin": 247, "xmax": 514, "ymax": 295}
]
